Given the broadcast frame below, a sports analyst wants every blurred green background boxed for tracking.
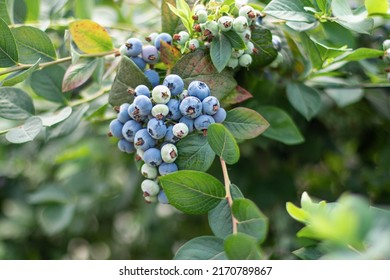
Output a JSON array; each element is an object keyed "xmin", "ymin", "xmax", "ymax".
[{"xmin": 0, "ymin": 0, "xmax": 390, "ymax": 259}]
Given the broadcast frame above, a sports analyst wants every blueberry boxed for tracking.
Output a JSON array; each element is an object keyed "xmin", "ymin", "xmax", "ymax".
[
  {"xmin": 145, "ymin": 32, "xmax": 158, "ymax": 44},
  {"xmin": 166, "ymin": 99, "xmax": 182, "ymax": 121},
  {"xmin": 194, "ymin": 114, "xmax": 215, "ymax": 131},
  {"xmin": 109, "ymin": 119, "xmax": 124, "ymax": 138},
  {"xmin": 218, "ymin": 16, "xmax": 233, "ymax": 31},
  {"xmin": 158, "ymin": 162, "xmax": 178, "ymax": 176},
  {"xmin": 212, "ymin": 107, "xmax": 226, "ymax": 123},
  {"xmin": 117, "ymin": 103, "xmax": 131, "ymax": 123},
  {"xmin": 142, "ymin": 45, "xmax": 159, "ymax": 64},
  {"xmin": 125, "ymin": 38, "xmax": 143, "ymax": 56},
  {"xmin": 202, "ymin": 96, "xmax": 220, "ymax": 115},
  {"xmin": 161, "ymin": 143, "xmax": 178, "ymax": 163},
  {"xmin": 134, "ymin": 95, "xmax": 153, "ymax": 116},
  {"xmin": 164, "ymin": 126, "xmax": 180, "ymax": 143},
  {"xmin": 147, "ymin": 118, "xmax": 168, "ymax": 139},
  {"xmin": 154, "ymin": 33, "xmax": 173, "ymax": 50},
  {"xmin": 272, "ymin": 35, "xmax": 282, "ymax": 52},
  {"xmin": 134, "ymin": 85, "xmax": 150, "ymax": 97},
  {"xmin": 117, "ymin": 139, "xmax": 136, "ymax": 153},
  {"xmin": 152, "ymin": 85, "xmax": 171, "ymax": 104},
  {"xmin": 157, "ymin": 190, "xmax": 169, "ymax": 204},
  {"xmin": 128, "ymin": 103, "xmax": 147, "ymax": 122},
  {"xmin": 179, "ymin": 116, "xmax": 195, "ymax": 133},
  {"xmin": 163, "ymin": 74, "xmax": 184, "ymax": 96},
  {"xmin": 151, "ymin": 104, "xmax": 169, "ymax": 120},
  {"xmin": 188, "ymin": 81, "xmax": 210, "ymax": 101},
  {"xmin": 233, "ymin": 16, "xmax": 248, "ymax": 32},
  {"xmin": 122, "ymin": 120, "xmax": 142, "ymax": 142},
  {"xmin": 172, "ymin": 122, "xmax": 189, "ymax": 138},
  {"xmin": 179, "ymin": 96, "xmax": 203, "ymax": 119},
  {"xmin": 130, "ymin": 56, "xmax": 146, "ymax": 70},
  {"xmin": 144, "ymin": 69, "xmax": 160, "ymax": 87},
  {"xmin": 141, "ymin": 179, "xmax": 160, "ymax": 196},
  {"xmin": 141, "ymin": 164, "xmax": 158, "ymax": 179},
  {"xmin": 134, "ymin": 128, "xmax": 156, "ymax": 151},
  {"xmin": 143, "ymin": 148, "xmax": 163, "ymax": 167}
]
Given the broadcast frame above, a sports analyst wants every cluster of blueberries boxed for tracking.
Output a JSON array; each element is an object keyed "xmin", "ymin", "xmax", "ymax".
[
  {"xmin": 109, "ymin": 74, "xmax": 226, "ymax": 204},
  {"xmin": 119, "ymin": 33, "xmax": 173, "ymax": 87}
]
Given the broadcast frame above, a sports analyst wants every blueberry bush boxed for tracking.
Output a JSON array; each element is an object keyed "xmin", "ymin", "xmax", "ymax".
[{"xmin": 0, "ymin": 0, "xmax": 390, "ymax": 260}]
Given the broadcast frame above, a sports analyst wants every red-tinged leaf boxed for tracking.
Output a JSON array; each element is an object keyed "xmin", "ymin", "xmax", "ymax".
[
  {"xmin": 160, "ymin": 40, "xmax": 181, "ymax": 68},
  {"xmin": 221, "ymin": 86, "xmax": 253, "ymax": 105},
  {"xmin": 62, "ymin": 58, "xmax": 98, "ymax": 92},
  {"xmin": 69, "ymin": 20, "xmax": 113, "ymax": 54}
]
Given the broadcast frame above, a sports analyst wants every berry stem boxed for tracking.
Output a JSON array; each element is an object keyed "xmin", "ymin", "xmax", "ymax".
[
  {"xmin": 0, "ymin": 50, "xmax": 118, "ymax": 76},
  {"xmin": 220, "ymin": 157, "xmax": 238, "ymax": 234}
]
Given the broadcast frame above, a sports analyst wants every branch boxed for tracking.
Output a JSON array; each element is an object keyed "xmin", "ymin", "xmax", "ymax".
[
  {"xmin": 220, "ymin": 158, "xmax": 238, "ymax": 234},
  {"xmin": 0, "ymin": 50, "xmax": 118, "ymax": 76}
]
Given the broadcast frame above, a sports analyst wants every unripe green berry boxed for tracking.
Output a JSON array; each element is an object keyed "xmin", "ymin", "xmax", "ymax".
[
  {"xmin": 189, "ymin": 39, "xmax": 200, "ymax": 51},
  {"xmin": 161, "ymin": 143, "xmax": 178, "ymax": 163},
  {"xmin": 193, "ymin": 4, "xmax": 206, "ymax": 14},
  {"xmin": 119, "ymin": 44, "xmax": 128, "ymax": 56},
  {"xmin": 179, "ymin": 89, "xmax": 189, "ymax": 100},
  {"xmin": 146, "ymin": 32, "xmax": 158, "ymax": 44},
  {"xmin": 245, "ymin": 41, "xmax": 254, "ymax": 54},
  {"xmin": 235, "ymin": 0, "xmax": 248, "ymax": 9},
  {"xmin": 174, "ymin": 31, "xmax": 190, "ymax": 45},
  {"xmin": 270, "ymin": 52, "xmax": 284, "ymax": 68},
  {"xmin": 384, "ymin": 48, "xmax": 390, "ymax": 62},
  {"xmin": 144, "ymin": 195, "xmax": 157, "ymax": 203},
  {"xmin": 239, "ymin": 53, "xmax": 252, "ymax": 67},
  {"xmin": 383, "ymin": 39, "xmax": 390, "ymax": 50},
  {"xmin": 227, "ymin": 57, "xmax": 239, "ymax": 68},
  {"xmin": 218, "ymin": 16, "xmax": 233, "ymax": 31},
  {"xmin": 241, "ymin": 29, "xmax": 251, "ymax": 42},
  {"xmin": 239, "ymin": 6, "xmax": 256, "ymax": 21},
  {"xmin": 233, "ymin": 16, "xmax": 248, "ymax": 32},
  {"xmin": 141, "ymin": 164, "xmax": 158, "ymax": 179},
  {"xmin": 172, "ymin": 123, "xmax": 189, "ymax": 139},
  {"xmin": 231, "ymin": 49, "xmax": 244, "ymax": 58},
  {"xmin": 151, "ymin": 104, "xmax": 169, "ymax": 119},
  {"xmin": 203, "ymin": 20, "xmax": 219, "ymax": 37},
  {"xmin": 196, "ymin": 9, "xmax": 208, "ymax": 23},
  {"xmin": 141, "ymin": 179, "xmax": 160, "ymax": 196},
  {"xmin": 152, "ymin": 85, "xmax": 171, "ymax": 104}
]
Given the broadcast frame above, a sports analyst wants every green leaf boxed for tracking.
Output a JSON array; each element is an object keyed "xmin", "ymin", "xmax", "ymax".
[
  {"xmin": 286, "ymin": 82, "xmax": 322, "ymax": 121},
  {"xmin": 224, "ymin": 233, "xmax": 262, "ymax": 260},
  {"xmin": 172, "ymin": 50, "xmax": 237, "ymax": 101},
  {"xmin": 30, "ymin": 65, "xmax": 68, "ymax": 104},
  {"xmin": 0, "ymin": 58, "xmax": 40, "ymax": 86},
  {"xmin": 0, "ymin": 0, "xmax": 11, "ymax": 24},
  {"xmin": 286, "ymin": 202, "xmax": 309, "ymax": 223},
  {"xmin": 28, "ymin": 185, "xmax": 73, "ymax": 204},
  {"xmin": 38, "ymin": 204, "xmax": 75, "ymax": 235},
  {"xmin": 13, "ymin": 0, "xmax": 27, "ymax": 24},
  {"xmin": 159, "ymin": 170, "xmax": 226, "ymax": 215},
  {"xmin": 0, "ymin": 87, "xmax": 34, "ymax": 120},
  {"xmin": 208, "ymin": 184, "xmax": 244, "ymax": 239},
  {"xmin": 69, "ymin": 20, "xmax": 113, "ymax": 54},
  {"xmin": 335, "ymin": 48, "xmax": 384, "ymax": 62},
  {"xmin": 232, "ymin": 198, "xmax": 268, "ymax": 244},
  {"xmin": 259, "ymin": 106, "xmax": 305, "ymax": 145},
  {"xmin": 161, "ymin": 0, "xmax": 180, "ymax": 34},
  {"xmin": 38, "ymin": 106, "xmax": 72, "ymax": 127},
  {"xmin": 293, "ymin": 247, "xmax": 325, "ymax": 260},
  {"xmin": 331, "ymin": 0, "xmax": 374, "ymax": 34},
  {"xmin": 11, "ymin": 26, "xmax": 56, "ymax": 63},
  {"xmin": 365, "ymin": 0, "xmax": 389, "ymax": 15},
  {"xmin": 174, "ymin": 236, "xmax": 227, "ymax": 260},
  {"xmin": 5, "ymin": 116, "xmax": 43, "ymax": 144},
  {"xmin": 176, "ymin": 133, "xmax": 216, "ymax": 172},
  {"xmin": 210, "ymin": 34, "xmax": 232, "ymax": 73},
  {"xmin": 316, "ymin": 0, "xmax": 330, "ymax": 13},
  {"xmin": 25, "ymin": 0, "xmax": 40, "ymax": 21},
  {"xmin": 74, "ymin": 0, "xmax": 93, "ymax": 19},
  {"xmin": 223, "ymin": 30, "xmax": 246, "ymax": 50},
  {"xmin": 250, "ymin": 27, "xmax": 278, "ymax": 67},
  {"xmin": 207, "ymin": 123, "xmax": 240, "ymax": 165},
  {"xmin": 263, "ymin": 0, "xmax": 317, "ymax": 22},
  {"xmin": 221, "ymin": 85, "xmax": 253, "ymax": 106},
  {"xmin": 0, "ymin": 17, "xmax": 18, "ymax": 67},
  {"xmin": 47, "ymin": 104, "xmax": 89, "ymax": 140},
  {"xmin": 109, "ymin": 56, "xmax": 152, "ymax": 106},
  {"xmin": 325, "ymin": 88, "xmax": 364, "ymax": 108},
  {"xmin": 224, "ymin": 107, "xmax": 269, "ymax": 140},
  {"xmin": 62, "ymin": 58, "xmax": 98, "ymax": 91}
]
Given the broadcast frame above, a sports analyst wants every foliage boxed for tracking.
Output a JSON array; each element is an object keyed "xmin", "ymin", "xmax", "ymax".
[{"xmin": 0, "ymin": 0, "xmax": 389, "ymax": 260}]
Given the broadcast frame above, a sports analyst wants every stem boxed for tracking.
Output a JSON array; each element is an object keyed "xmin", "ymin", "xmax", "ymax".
[
  {"xmin": 220, "ymin": 158, "xmax": 238, "ymax": 234},
  {"xmin": 0, "ymin": 50, "xmax": 118, "ymax": 76},
  {"xmin": 69, "ymin": 85, "xmax": 111, "ymax": 107}
]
